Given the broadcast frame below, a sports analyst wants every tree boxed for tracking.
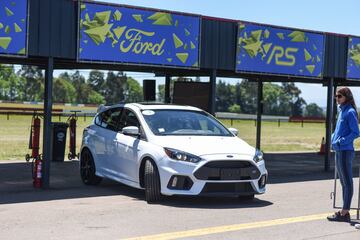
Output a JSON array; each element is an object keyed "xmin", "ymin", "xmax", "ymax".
[
  {"xmin": 238, "ymin": 80, "xmax": 257, "ymax": 114},
  {"xmin": 216, "ymin": 80, "xmax": 234, "ymax": 112},
  {"xmin": 70, "ymin": 71, "xmax": 87, "ymax": 103},
  {"xmin": 0, "ymin": 65, "xmax": 21, "ymax": 101},
  {"xmin": 126, "ymin": 77, "xmax": 143, "ymax": 102},
  {"xmin": 305, "ymin": 103, "xmax": 324, "ymax": 117},
  {"xmin": 17, "ymin": 65, "xmax": 44, "ymax": 101},
  {"xmin": 53, "ymin": 77, "xmax": 76, "ymax": 103},
  {"xmin": 263, "ymin": 83, "xmax": 286, "ymax": 115},
  {"xmin": 87, "ymin": 90, "xmax": 105, "ymax": 104},
  {"xmin": 228, "ymin": 104, "xmax": 241, "ymax": 113},
  {"xmin": 104, "ymin": 71, "xmax": 127, "ymax": 104},
  {"xmin": 88, "ymin": 70, "xmax": 105, "ymax": 94},
  {"xmin": 281, "ymin": 83, "xmax": 306, "ymax": 116}
]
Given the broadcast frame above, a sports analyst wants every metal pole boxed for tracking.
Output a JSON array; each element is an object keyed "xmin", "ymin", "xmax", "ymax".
[
  {"xmin": 332, "ymin": 83, "xmax": 337, "ymax": 132},
  {"xmin": 325, "ymin": 77, "xmax": 334, "ymax": 171},
  {"xmin": 256, "ymin": 80, "xmax": 263, "ymax": 150},
  {"xmin": 357, "ymin": 165, "xmax": 360, "ymax": 219},
  {"xmin": 42, "ymin": 57, "xmax": 54, "ymax": 189},
  {"xmin": 165, "ymin": 75, "xmax": 171, "ymax": 103},
  {"xmin": 332, "ymin": 161, "xmax": 337, "ymax": 209},
  {"xmin": 208, "ymin": 69, "xmax": 217, "ymax": 115}
]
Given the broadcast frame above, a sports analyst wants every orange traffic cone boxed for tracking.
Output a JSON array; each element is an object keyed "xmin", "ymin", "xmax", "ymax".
[{"xmin": 318, "ymin": 137, "xmax": 325, "ymax": 155}]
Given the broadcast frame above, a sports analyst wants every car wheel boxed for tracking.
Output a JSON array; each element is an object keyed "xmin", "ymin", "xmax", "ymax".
[
  {"xmin": 80, "ymin": 149, "xmax": 102, "ymax": 185},
  {"xmin": 239, "ymin": 194, "xmax": 255, "ymax": 200},
  {"xmin": 144, "ymin": 160, "xmax": 162, "ymax": 203}
]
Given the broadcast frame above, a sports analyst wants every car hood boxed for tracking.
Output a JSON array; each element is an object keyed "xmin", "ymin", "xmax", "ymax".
[{"xmin": 152, "ymin": 135, "xmax": 255, "ymax": 157}]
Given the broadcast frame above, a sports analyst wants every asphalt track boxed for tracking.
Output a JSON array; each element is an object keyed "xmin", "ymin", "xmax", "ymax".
[{"xmin": 0, "ymin": 153, "xmax": 359, "ymax": 240}]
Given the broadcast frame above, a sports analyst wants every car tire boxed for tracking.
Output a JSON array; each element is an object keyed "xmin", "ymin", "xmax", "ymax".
[
  {"xmin": 80, "ymin": 149, "xmax": 102, "ymax": 185},
  {"xmin": 144, "ymin": 160, "xmax": 162, "ymax": 203},
  {"xmin": 239, "ymin": 194, "xmax": 255, "ymax": 200}
]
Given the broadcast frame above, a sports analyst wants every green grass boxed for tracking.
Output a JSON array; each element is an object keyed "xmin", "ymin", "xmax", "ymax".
[
  {"xmin": 222, "ymin": 119, "xmax": 360, "ymax": 152},
  {"xmin": 0, "ymin": 114, "xmax": 93, "ymax": 160},
  {"xmin": 1, "ymin": 115, "xmax": 360, "ymax": 161}
]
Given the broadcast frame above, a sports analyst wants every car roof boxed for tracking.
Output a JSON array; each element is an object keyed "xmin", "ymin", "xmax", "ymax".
[{"xmin": 98, "ymin": 103, "xmax": 204, "ymax": 113}]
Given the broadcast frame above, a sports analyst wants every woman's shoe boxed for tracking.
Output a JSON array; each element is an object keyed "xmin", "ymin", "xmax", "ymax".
[
  {"xmin": 327, "ymin": 211, "xmax": 350, "ymax": 222},
  {"xmin": 355, "ymin": 224, "xmax": 360, "ymax": 229}
]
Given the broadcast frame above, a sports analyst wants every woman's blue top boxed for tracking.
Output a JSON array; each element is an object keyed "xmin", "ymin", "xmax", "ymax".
[{"xmin": 331, "ymin": 103, "xmax": 360, "ymax": 151}]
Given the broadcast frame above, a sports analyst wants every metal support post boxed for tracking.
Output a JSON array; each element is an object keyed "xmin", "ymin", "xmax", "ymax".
[
  {"xmin": 256, "ymin": 80, "xmax": 263, "ymax": 150},
  {"xmin": 165, "ymin": 75, "xmax": 171, "ymax": 103},
  {"xmin": 325, "ymin": 78, "xmax": 334, "ymax": 171},
  {"xmin": 208, "ymin": 69, "xmax": 217, "ymax": 115},
  {"xmin": 332, "ymin": 83, "xmax": 337, "ymax": 132},
  {"xmin": 42, "ymin": 57, "xmax": 54, "ymax": 189}
]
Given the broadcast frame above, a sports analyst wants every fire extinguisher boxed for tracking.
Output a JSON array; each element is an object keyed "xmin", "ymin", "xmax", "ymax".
[
  {"xmin": 26, "ymin": 112, "xmax": 41, "ymax": 162},
  {"xmin": 67, "ymin": 110, "xmax": 80, "ymax": 160},
  {"xmin": 32, "ymin": 157, "xmax": 42, "ymax": 188}
]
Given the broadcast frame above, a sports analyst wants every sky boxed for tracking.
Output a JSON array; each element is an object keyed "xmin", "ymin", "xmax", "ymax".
[{"xmin": 66, "ymin": 0, "xmax": 360, "ymax": 107}]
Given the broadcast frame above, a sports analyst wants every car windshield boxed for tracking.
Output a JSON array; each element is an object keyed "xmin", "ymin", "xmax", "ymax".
[{"xmin": 141, "ymin": 109, "xmax": 233, "ymax": 136}]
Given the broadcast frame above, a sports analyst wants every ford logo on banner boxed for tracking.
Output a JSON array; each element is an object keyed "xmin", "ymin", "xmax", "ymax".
[{"xmin": 78, "ymin": 2, "xmax": 200, "ymax": 68}]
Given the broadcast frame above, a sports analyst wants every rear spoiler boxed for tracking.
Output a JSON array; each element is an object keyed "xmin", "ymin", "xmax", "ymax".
[{"xmin": 97, "ymin": 104, "xmax": 109, "ymax": 113}]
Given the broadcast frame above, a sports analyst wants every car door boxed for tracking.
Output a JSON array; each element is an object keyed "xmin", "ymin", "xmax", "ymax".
[
  {"xmin": 92, "ymin": 107, "xmax": 123, "ymax": 177},
  {"xmin": 113, "ymin": 108, "xmax": 144, "ymax": 183}
]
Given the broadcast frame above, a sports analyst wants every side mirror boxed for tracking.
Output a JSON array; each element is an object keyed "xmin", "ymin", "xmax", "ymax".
[
  {"xmin": 122, "ymin": 126, "xmax": 140, "ymax": 137},
  {"xmin": 228, "ymin": 127, "xmax": 238, "ymax": 136}
]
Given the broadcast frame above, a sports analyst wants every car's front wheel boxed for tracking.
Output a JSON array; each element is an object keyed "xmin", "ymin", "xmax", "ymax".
[
  {"xmin": 144, "ymin": 159, "xmax": 162, "ymax": 203},
  {"xmin": 80, "ymin": 149, "xmax": 102, "ymax": 185}
]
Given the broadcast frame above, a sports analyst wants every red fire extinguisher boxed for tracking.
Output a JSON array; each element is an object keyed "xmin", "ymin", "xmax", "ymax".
[
  {"xmin": 32, "ymin": 157, "xmax": 42, "ymax": 188},
  {"xmin": 68, "ymin": 110, "xmax": 80, "ymax": 160},
  {"xmin": 26, "ymin": 112, "xmax": 41, "ymax": 162}
]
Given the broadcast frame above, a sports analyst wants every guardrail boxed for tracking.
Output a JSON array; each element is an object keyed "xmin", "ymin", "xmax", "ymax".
[
  {"xmin": 0, "ymin": 110, "xmax": 96, "ymax": 121},
  {"xmin": 215, "ymin": 112, "xmax": 325, "ymax": 127}
]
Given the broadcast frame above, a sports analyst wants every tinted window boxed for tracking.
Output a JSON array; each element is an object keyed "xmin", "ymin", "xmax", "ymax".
[
  {"xmin": 119, "ymin": 109, "xmax": 140, "ymax": 130},
  {"xmin": 95, "ymin": 107, "xmax": 123, "ymax": 131},
  {"xmin": 141, "ymin": 110, "xmax": 232, "ymax": 136}
]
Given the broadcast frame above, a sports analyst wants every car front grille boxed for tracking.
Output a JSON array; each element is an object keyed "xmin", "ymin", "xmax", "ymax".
[
  {"xmin": 200, "ymin": 182, "xmax": 255, "ymax": 196},
  {"xmin": 194, "ymin": 160, "xmax": 261, "ymax": 180}
]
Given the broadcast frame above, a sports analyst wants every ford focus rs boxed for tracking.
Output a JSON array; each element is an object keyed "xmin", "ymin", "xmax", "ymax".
[{"xmin": 80, "ymin": 103, "xmax": 267, "ymax": 203}]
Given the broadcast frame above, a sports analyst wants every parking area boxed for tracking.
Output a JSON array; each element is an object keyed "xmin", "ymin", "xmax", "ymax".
[{"xmin": 0, "ymin": 153, "xmax": 359, "ymax": 240}]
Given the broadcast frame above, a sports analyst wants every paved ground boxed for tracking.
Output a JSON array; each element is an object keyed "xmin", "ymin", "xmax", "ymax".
[{"xmin": 0, "ymin": 153, "xmax": 360, "ymax": 240}]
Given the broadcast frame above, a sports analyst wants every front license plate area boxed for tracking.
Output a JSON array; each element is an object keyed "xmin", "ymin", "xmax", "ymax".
[{"xmin": 221, "ymin": 168, "xmax": 241, "ymax": 180}]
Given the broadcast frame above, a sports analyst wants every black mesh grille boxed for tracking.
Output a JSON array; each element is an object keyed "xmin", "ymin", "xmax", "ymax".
[
  {"xmin": 200, "ymin": 182, "xmax": 254, "ymax": 195},
  {"xmin": 194, "ymin": 161, "xmax": 260, "ymax": 180}
]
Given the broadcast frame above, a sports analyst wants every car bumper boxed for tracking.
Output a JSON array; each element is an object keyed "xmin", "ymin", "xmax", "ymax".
[{"xmin": 157, "ymin": 154, "xmax": 267, "ymax": 196}]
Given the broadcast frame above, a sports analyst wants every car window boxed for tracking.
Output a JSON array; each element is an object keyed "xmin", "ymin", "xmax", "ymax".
[
  {"xmin": 95, "ymin": 107, "xmax": 123, "ymax": 132},
  {"xmin": 119, "ymin": 109, "xmax": 140, "ymax": 130},
  {"xmin": 142, "ymin": 110, "xmax": 232, "ymax": 136}
]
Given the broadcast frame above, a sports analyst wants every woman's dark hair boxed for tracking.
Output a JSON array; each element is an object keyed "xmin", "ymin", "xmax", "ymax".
[{"xmin": 337, "ymin": 87, "xmax": 357, "ymax": 114}]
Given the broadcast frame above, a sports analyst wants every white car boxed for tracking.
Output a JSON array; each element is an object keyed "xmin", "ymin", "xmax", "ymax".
[{"xmin": 80, "ymin": 103, "xmax": 267, "ymax": 203}]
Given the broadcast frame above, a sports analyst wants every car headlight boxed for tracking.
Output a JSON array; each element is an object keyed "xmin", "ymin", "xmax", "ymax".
[
  {"xmin": 164, "ymin": 148, "xmax": 201, "ymax": 163},
  {"xmin": 253, "ymin": 149, "xmax": 264, "ymax": 163}
]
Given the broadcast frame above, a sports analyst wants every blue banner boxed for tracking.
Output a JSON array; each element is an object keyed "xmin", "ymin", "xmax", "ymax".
[
  {"xmin": 347, "ymin": 37, "xmax": 360, "ymax": 80},
  {"xmin": 236, "ymin": 23, "xmax": 324, "ymax": 78},
  {"xmin": 0, "ymin": 0, "xmax": 27, "ymax": 56},
  {"xmin": 79, "ymin": 2, "xmax": 200, "ymax": 68}
]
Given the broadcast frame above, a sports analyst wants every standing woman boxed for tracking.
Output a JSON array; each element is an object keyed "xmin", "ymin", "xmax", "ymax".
[{"xmin": 327, "ymin": 87, "xmax": 359, "ymax": 222}]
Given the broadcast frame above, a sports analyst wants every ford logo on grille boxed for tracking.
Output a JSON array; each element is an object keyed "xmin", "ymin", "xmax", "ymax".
[{"xmin": 226, "ymin": 155, "xmax": 234, "ymax": 158}]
